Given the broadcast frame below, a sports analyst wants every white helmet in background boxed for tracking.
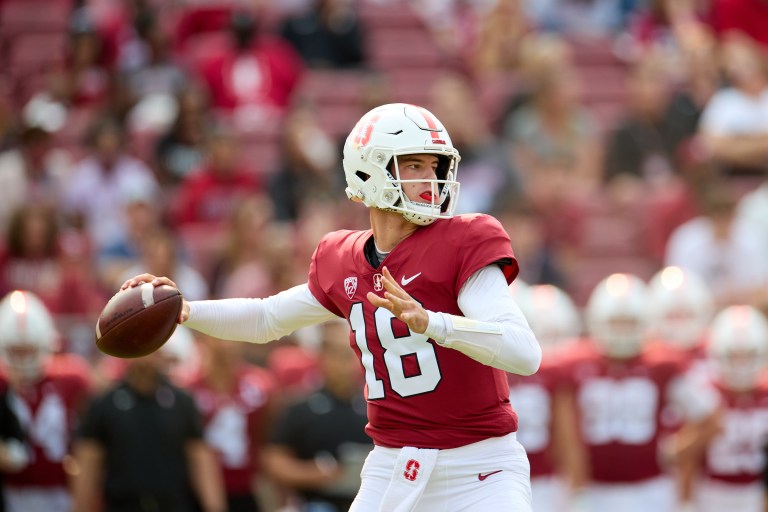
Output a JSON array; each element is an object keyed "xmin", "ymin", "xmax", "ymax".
[
  {"xmin": 708, "ymin": 305, "xmax": 768, "ymax": 391},
  {"xmin": 0, "ymin": 290, "xmax": 56, "ymax": 379},
  {"xmin": 508, "ymin": 278, "xmax": 532, "ymax": 314},
  {"xmin": 526, "ymin": 284, "xmax": 581, "ymax": 350},
  {"xmin": 586, "ymin": 273, "xmax": 650, "ymax": 359},
  {"xmin": 648, "ymin": 266, "xmax": 714, "ymax": 350},
  {"xmin": 160, "ymin": 325, "xmax": 200, "ymax": 385},
  {"xmin": 342, "ymin": 103, "xmax": 461, "ymax": 225}
]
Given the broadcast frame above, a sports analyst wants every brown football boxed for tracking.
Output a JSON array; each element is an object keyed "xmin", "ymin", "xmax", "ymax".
[{"xmin": 96, "ymin": 283, "xmax": 183, "ymax": 358}]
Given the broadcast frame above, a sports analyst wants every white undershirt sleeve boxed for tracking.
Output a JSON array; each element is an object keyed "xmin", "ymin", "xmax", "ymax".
[
  {"xmin": 184, "ymin": 284, "xmax": 338, "ymax": 343},
  {"xmin": 423, "ymin": 265, "xmax": 542, "ymax": 376}
]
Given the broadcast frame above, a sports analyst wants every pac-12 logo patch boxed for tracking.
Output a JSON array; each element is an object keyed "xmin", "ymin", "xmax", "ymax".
[
  {"xmin": 373, "ymin": 273, "xmax": 384, "ymax": 292},
  {"xmin": 344, "ymin": 277, "xmax": 358, "ymax": 299}
]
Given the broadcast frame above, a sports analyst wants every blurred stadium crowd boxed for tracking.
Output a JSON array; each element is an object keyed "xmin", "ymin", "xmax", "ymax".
[{"xmin": 0, "ymin": 0, "xmax": 768, "ymax": 511}]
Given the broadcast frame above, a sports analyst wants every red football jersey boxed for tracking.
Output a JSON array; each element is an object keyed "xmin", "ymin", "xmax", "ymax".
[
  {"xmin": 308, "ymin": 214, "xmax": 519, "ymax": 449},
  {"xmin": 2, "ymin": 363, "xmax": 90, "ymax": 488},
  {"xmin": 508, "ymin": 351, "xmax": 564, "ymax": 477},
  {"xmin": 560, "ymin": 341, "xmax": 689, "ymax": 483},
  {"xmin": 701, "ymin": 382, "xmax": 768, "ymax": 485},
  {"xmin": 189, "ymin": 366, "xmax": 276, "ymax": 494}
]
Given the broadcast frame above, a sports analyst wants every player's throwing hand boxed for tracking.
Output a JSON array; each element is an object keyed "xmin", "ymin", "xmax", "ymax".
[{"xmin": 366, "ymin": 267, "xmax": 429, "ymax": 334}]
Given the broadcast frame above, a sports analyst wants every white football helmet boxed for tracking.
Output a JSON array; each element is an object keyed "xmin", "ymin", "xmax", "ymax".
[
  {"xmin": 342, "ymin": 103, "xmax": 461, "ymax": 225},
  {"xmin": 648, "ymin": 266, "xmax": 714, "ymax": 350},
  {"xmin": 586, "ymin": 273, "xmax": 650, "ymax": 359},
  {"xmin": 708, "ymin": 305, "xmax": 768, "ymax": 391},
  {"xmin": 526, "ymin": 284, "xmax": 581, "ymax": 350},
  {"xmin": 0, "ymin": 290, "xmax": 56, "ymax": 379}
]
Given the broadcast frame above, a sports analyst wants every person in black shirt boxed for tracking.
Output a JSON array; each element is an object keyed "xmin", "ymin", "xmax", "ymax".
[
  {"xmin": 71, "ymin": 346, "xmax": 225, "ymax": 512},
  {"xmin": 0, "ymin": 385, "xmax": 27, "ymax": 512},
  {"xmin": 263, "ymin": 320, "xmax": 372, "ymax": 511}
]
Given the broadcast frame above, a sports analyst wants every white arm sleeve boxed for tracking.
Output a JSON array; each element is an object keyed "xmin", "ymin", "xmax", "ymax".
[
  {"xmin": 423, "ymin": 266, "xmax": 542, "ymax": 376},
  {"xmin": 183, "ymin": 284, "xmax": 338, "ymax": 343},
  {"xmin": 667, "ymin": 370, "xmax": 721, "ymax": 422}
]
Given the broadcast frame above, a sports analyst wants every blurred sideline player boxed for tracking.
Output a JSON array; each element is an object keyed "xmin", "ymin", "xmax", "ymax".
[
  {"xmin": 508, "ymin": 284, "xmax": 581, "ymax": 512},
  {"xmin": 555, "ymin": 273, "xmax": 720, "ymax": 512},
  {"xmin": 188, "ymin": 332, "xmax": 277, "ymax": 512},
  {"xmin": 679, "ymin": 306, "xmax": 768, "ymax": 512},
  {"xmin": 0, "ymin": 290, "xmax": 91, "ymax": 512},
  {"xmin": 648, "ymin": 266, "xmax": 714, "ymax": 367},
  {"xmin": 123, "ymin": 103, "xmax": 542, "ymax": 511},
  {"xmin": 647, "ymin": 266, "xmax": 717, "ymax": 507}
]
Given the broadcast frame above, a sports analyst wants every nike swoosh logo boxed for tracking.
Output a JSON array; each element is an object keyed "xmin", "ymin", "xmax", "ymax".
[
  {"xmin": 477, "ymin": 470, "xmax": 503, "ymax": 481},
  {"xmin": 400, "ymin": 273, "xmax": 422, "ymax": 286}
]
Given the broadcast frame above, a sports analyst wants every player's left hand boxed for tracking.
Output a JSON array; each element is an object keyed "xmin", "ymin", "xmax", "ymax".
[{"xmin": 367, "ymin": 266, "xmax": 429, "ymax": 334}]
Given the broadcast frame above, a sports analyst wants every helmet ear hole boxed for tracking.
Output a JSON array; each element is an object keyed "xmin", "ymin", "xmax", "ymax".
[{"xmin": 355, "ymin": 171, "xmax": 371, "ymax": 182}]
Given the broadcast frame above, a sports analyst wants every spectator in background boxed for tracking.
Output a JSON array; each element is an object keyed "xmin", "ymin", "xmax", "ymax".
[
  {"xmin": 98, "ymin": 180, "xmax": 165, "ymax": 291},
  {"xmin": 170, "ymin": 125, "xmax": 262, "ymax": 229},
  {"xmin": 523, "ymin": 0, "xmax": 631, "ymax": 37},
  {"xmin": 209, "ymin": 195, "xmax": 276, "ymax": 299},
  {"xmin": 188, "ymin": 333, "xmax": 278, "ymax": 512},
  {"xmin": 119, "ymin": 11, "xmax": 189, "ymax": 136},
  {"xmin": 603, "ymin": 52, "xmax": 696, "ymax": 203},
  {"xmin": 665, "ymin": 181, "xmax": 768, "ymax": 307},
  {"xmin": 53, "ymin": 11, "xmax": 113, "ymax": 110},
  {"xmin": 503, "ymin": 45, "xmax": 601, "ymax": 197},
  {"xmin": 155, "ymin": 85, "xmax": 210, "ymax": 185},
  {"xmin": 710, "ymin": 0, "xmax": 768, "ymax": 50},
  {"xmin": 197, "ymin": 10, "xmax": 304, "ymax": 130},
  {"xmin": 494, "ymin": 198, "xmax": 568, "ymax": 288},
  {"xmin": 118, "ymin": 228, "xmax": 209, "ymax": 300},
  {"xmin": 71, "ymin": 339, "xmax": 226, "ymax": 512},
  {"xmin": 0, "ymin": 291, "xmax": 91, "ymax": 512},
  {"xmin": 0, "ymin": 206, "xmax": 61, "ymax": 307},
  {"xmin": 62, "ymin": 117, "xmax": 160, "ymax": 256},
  {"xmin": 268, "ymin": 104, "xmax": 342, "ymax": 222},
  {"xmin": 0, "ymin": 124, "xmax": 70, "ymax": 239},
  {"xmin": 263, "ymin": 320, "xmax": 371, "ymax": 512},
  {"xmin": 280, "ymin": 0, "xmax": 365, "ymax": 69},
  {"xmin": 698, "ymin": 33, "xmax": 768, "ymax": 176},
  {"xmin": 428, "ymin": 72, "xmax": 520, "ymax": 214},
  {"xmin": 471, "ymin": 0, "xmax": 532, "ymax": 77}
]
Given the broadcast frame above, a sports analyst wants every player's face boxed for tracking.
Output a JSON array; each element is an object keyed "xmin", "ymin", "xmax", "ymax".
[{"xmin": 395, "ymin": 154, "xmax": 440, "ymax": 204}]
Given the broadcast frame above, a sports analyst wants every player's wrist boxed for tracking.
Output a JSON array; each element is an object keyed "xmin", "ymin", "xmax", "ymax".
[{"xmin": 424, "ymin": 311, "xmax": 448, "ymax": 343}]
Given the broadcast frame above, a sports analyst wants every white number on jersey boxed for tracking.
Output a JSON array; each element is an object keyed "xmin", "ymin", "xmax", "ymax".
[
  {"xmin": 509, "ymin": 384, "xmax": 551, "ymax": 452},
  {"xmin": 707, "ymin": 409, "xmax": 768, "ymax": 475},
  {"xmin": 579, "ymin": 377, "xmax": 659, "ymax": 445},
  {"xmin": 10, "ymin": 392, "xmax": 68, "ymax": 462},
  {"xmin": 350, "ymin": 302, "xmax": 442, "ymax": 399},
  {"xmin": 205, "ymin": 404, "xmax": 248, "ymax": 467}
]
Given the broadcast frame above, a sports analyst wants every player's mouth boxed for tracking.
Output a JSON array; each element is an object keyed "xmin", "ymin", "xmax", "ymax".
[{"xmin": 419, "ymin": 191, "xmax": 436, "ymax": 202}]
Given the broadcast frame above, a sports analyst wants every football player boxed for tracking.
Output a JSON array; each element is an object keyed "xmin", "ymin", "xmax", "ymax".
[
  {"xmin": 554, "ymin": 274, "xmax": 720, "ymax": 512},
  {"xmin": 682, "ymin": 306, "xmax": 768, "ymax": 512},
  {"xmin": 187, "ymin": 332, "xmax": 277, "ymax": 512},
  {"xmin": 0, "ymin": 290, "xmax": 91, "ymax": 512},
  {"xmin": 647, "ymin": 266, "xmax": 717, "ymax": 508},
  {"xmin": 508, "ymin": 284, "xmax": 581, "ymax": 512},
  {"xmin": 123, "ymin": 103, "xmax": 541, "ymax": 511}
]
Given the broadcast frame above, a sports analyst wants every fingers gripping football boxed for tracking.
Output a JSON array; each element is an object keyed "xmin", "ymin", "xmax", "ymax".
[
  {"xmin": 120, "ymin": 274, "xmax": 190, "ymax": 323},
  {"xmin": 366, "ymin": 267, "xmax": 429, "ymax": 334}
]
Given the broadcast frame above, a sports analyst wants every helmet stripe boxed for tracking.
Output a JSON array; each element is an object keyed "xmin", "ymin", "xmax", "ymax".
[{"xmin": 412, "ymin": 106, "xmax": 441, "ymax": 141}]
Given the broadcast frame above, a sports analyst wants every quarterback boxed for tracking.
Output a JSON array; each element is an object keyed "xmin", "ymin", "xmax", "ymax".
[{"xmin": 123, "ymin": 103, "xmax": 542, "ymax": 511}]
